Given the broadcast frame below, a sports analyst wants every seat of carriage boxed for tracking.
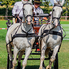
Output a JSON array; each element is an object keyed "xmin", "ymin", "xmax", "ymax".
[{"xmin": 33, "ymin": 14, "xmax": 50, "ymax": 34}]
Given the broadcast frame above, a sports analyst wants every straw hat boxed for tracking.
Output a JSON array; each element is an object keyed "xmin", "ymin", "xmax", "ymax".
[{"xmin": 34, "ymin": 0, "xmax": 41, "ymax": 4}]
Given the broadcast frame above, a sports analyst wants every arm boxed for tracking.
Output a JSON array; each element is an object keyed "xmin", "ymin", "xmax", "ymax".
[
  {"xmin": 41, "ymin": 9, "xmax": 47, "ymax": 20},
  {"xmin": 12, "ymin": 2, "xmax": 18, "ymax": 16},
  {"xmin": 12, "ymin": 2, "xmax": 18, "ymax": 24}
]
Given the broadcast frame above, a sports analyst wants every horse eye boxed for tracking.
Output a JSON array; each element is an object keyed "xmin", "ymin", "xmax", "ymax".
[
  {"xmin": 23, "ymin": 8, "xmax": 25, "ymax": 10},
  {"xmin": 53, "ymin": 9, "xmax": 55, "ymax": 11},
  {"xmin": 32, "ymin": 8, "xmax": 34, "ymax": 11},
  {"xmin": 61, "ymin": 11, "xmax": 63, "ymax": 14}
]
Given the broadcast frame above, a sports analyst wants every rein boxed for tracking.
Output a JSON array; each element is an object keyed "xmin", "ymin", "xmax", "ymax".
[{"xmin": 51, "ymin": 5, "xmax": 62, "ymax": 25}]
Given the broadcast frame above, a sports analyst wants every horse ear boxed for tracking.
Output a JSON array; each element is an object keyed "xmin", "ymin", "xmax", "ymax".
[
  {"xmin": 60, "ymin": 0, "xmax": 64, "ymax": 6},
  {"xmin": 54, "ymin": 0, "xmax": 57, "ymax": 4}
]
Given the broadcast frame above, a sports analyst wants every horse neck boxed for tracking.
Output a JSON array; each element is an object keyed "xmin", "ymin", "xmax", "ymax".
[
  {"xmin": 22, "ymin": 23, "xmax": 32, "ymax": 32},
  {"xmin": 49, "ymin": 15, "xmax": 60, "ymax": 31},
  {"xmin": 49, "ymin": 15, "xmax": 54, "ymax": 29},
  {"xmin": 22, "ymin": 15, "xmax": 25, "ymax": 22},
  {"xmin": 50, "ymin": 15, "xmax": 52, "ymax": 23}
]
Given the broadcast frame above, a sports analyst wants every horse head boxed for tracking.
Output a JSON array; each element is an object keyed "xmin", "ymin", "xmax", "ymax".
[
  {"xmin": 22, "ymin": 0, "xmax": 33, "ymax": 25},
  {"xmin": 51, "ymin": 0, "xmax": 64, "ymax": 27}
]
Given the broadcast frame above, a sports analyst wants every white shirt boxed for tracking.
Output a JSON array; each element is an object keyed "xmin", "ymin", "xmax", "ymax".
[
  {"xmin": 33, "ymin": 5, "xmax": 44, "ymax": 21},
  {"xmin": 12, "ymin": 1, "xmax": 23, "ymax": 17}
]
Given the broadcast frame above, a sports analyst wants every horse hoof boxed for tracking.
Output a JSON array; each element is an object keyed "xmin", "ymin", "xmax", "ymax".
[
  {"xmin": 46, "ymin": 65, "xmax": 51, "ymax": 69},
  {"xmin": 43, "ymin": 67, "xmax": 45, "ymax": 69},
  {"xmin": 39, "ymin": 67, "xmax": 45, "ymax": 69},
  {"xmin": 11, "ymin": 68, "xmax": 14, "ymax": 69},
  {"xmin": 39, "ymin": 67, "xmax": 41, "ymax": 69},
  {"xmin": 39, "ymin": 67, "xmax": 42, "ymax": 69}
]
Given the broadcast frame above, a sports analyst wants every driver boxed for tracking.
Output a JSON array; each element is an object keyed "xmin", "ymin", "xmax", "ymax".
[
  {"xmin": 33, "ymin": 0, "xmax": 47, "ymax": 26},
  {"xmin": 33, "ymin": 0, "xmax": 43, "ymax": 25}
]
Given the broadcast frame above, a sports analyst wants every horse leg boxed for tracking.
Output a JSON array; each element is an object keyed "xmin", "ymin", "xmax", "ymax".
[
  {"xmin": 17, "ymin": 51, "xmax": 24, "ymax": 69},
  {"xmin": 46, "ymin": 45, "xmax": 59, "ymax": 69},
  {"xmin": 39, "ymin": 41, "xmax": 46, "ymax": 69},
  {"xmin": 6, "ymin": 44, "xmax": 13, "ymax": 68},
  {"xmin": 12, "ymin": 46, "xmax": 19, "ymax": 69},
  {"xmin": 22, "ymin": 47, "xmax": 32, "ymax": 69}
]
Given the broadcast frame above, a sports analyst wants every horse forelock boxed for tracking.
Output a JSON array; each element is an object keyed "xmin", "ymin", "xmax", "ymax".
[{"xmin": 23, "ymin": 3, "xmax": 33, "ymax": 15}]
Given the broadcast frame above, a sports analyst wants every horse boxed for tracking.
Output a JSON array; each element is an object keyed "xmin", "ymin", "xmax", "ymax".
[
  {"xmin": 6, "ymin": 0, "xmax": 35, "ymax": 69},
  {"xmin": 38, "ymin": 0, "xmax": 64, "ymax": 69}
]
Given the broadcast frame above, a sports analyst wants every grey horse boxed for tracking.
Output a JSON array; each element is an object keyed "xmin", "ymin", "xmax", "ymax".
[
  {"xmin": 38, "ymin": 0, "xmax": 64, "ymax": 69},
  {"xmin": 6, "ymin": 0, "xmax": 35, "ymax": 69}
]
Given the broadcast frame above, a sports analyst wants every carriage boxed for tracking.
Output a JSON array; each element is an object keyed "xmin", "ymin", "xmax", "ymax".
[{"xmin": 6, "ymin": 0, "xmax": 65, "ymax": 69}]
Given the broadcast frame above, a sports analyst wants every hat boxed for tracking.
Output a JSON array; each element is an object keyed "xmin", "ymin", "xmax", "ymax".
[{"xmin": 34, "ymin": 0, "xmax": 41, "ymax": 4}]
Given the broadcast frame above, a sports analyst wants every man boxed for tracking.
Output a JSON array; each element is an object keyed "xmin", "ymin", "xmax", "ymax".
[
  {"xmin": 12, "ymin": 0, "xmax": 28, "ymax": 24},
  {"xmin": 33, "ymin": 0, "xmax": 47, "ymax": 25},
  {"xmin": 33, "ymin": 0, "xmax": 43, "ymax": 25}
]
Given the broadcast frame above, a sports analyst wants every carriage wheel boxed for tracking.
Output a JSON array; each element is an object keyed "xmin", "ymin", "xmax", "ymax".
[
  {"xmin": 7, "ymin": 54, "xmax": 10, "ymax": 69},
  {"xmin": 43, "ymin": 61, "xmax": 45, "ymax": 68},
  {"xmin": 7, "ymin": 54, "xmax": 13, "ymax": 69},
  {"xmin": 53, "ymin": 53, "xmax": 58, "ymax": 69}
]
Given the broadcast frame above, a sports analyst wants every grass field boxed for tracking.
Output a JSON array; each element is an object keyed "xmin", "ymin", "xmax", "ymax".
[{"xmin": 0, "ymin": 20, "xmax": 69, "ymax": 69}]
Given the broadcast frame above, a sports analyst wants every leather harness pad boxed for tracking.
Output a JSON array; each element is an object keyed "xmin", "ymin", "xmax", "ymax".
[
  {"xmin": 12, "ymin": 30, "xmax": 62, "ymax": 41},
  {"xmin": 43, "ymin": 30, "xmax": 62, "ymax": 37},
  {"xmin": 12, "ymin": 33, "xmax": 36, "ymax": 41}
]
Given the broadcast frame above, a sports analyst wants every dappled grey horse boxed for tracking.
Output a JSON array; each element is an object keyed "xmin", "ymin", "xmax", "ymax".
[
  {"xmin": 38, "ymin": 0, "xmax": 64, "ymax": 69},
  {"xmin": 6, "ymin": 0, "xmax": 35, "ymax": 69}
]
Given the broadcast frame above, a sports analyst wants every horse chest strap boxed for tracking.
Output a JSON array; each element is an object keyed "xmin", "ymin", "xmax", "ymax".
[
  {"xmin": 12, "ymin": 33, "xmax": 35, "ymax": 41},
  {"xmin": 49, "ymin": 31, "xmax": 62, "ymax": 37},
  {"xmin": 42, "ymin": 30, "xmax": 62, "ymax": 37}
]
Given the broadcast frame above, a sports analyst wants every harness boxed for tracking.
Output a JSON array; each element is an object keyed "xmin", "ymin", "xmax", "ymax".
[
  {"xmin": 12, "ymin": 24, "xmax": 65, "ymax": 41},
  {"xmin": 6, "ymin": 4, "xmax": 66, "ymax": 49}
]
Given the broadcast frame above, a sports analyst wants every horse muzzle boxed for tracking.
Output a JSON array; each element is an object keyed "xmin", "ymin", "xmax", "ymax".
[
  {"xmin": 26, "ymin": 16, "xmax": 32, "ymax": 25},
  {"xmin": 52, "ymin": 19, "xmax": 59, "ymax": 27}
]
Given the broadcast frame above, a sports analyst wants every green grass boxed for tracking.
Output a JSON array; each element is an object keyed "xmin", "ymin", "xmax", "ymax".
[
  {"xmin": 60, "ymin": 21, "xmax": 69, "ymax": 24},
  {"xmin": 0, "ymin": 20, "xmax": 69, "ymax": 69}
]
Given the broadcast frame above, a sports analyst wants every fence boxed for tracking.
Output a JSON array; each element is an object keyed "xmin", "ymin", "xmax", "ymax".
[
  {"xmin": 0, "ymin": 16, "xmax": 69, "ymax": 20},
  {"xmin": 0, "ymin": 16, "xmax": 12, "ymax": 20},
  {"xmin": 61, "ymin": 16, "xmax": 69, "ymax": 20}
]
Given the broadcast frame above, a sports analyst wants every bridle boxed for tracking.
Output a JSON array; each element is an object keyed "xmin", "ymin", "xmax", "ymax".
[
  {"xmin": 23, "ymin": 3, "xmax": 33, "ymax": 23},
  {"xmin": 51, "ymin": 4, "xmax": 63, "ymax": 26},
  {"xmin": 16, "ymin": 2, "xmax": 33, "ymax": 23}
]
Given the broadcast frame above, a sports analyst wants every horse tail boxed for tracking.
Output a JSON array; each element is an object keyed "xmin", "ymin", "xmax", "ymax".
[
  {"xmin": 38, "ymin": 38, "xmax": 42, "ymax": 51},
  {"xmin": 45, "ymin": 47, "xmax": 51, "ymax": 57}
]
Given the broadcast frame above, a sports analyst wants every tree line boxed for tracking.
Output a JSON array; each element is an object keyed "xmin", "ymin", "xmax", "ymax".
[{"xmin": 0, "ymin": 0, "xmax": 69, "ymax": 20}]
